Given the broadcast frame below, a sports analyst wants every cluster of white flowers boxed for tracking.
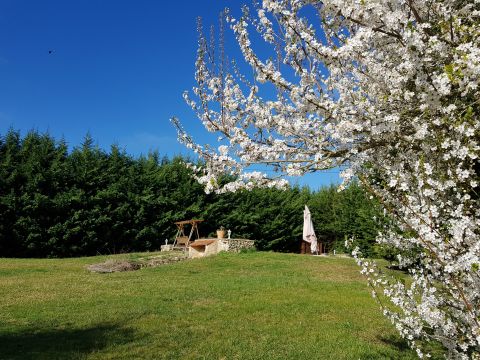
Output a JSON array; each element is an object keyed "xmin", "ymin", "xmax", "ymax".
[{"xmin": 174, "ymin": 1, "xmax": 479, "ymax": 357}]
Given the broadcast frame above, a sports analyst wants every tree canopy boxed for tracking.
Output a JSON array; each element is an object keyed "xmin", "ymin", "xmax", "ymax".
[
  {"xmin": 174, "ymin": 1, "xmax": 480, "ymax": 357},
  {"xmin": 0, "ymin": 129, "xmax": 381, "ymax": 258}
]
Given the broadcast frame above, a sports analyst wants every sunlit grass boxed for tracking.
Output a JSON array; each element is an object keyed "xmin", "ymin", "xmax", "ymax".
[{"xmin": 0, "ymin": 251, "xmax": 421, "ymax": 359}]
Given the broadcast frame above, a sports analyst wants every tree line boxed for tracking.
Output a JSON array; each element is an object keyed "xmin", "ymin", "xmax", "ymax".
[{"xmin": 0, "ymin": 129, "xmax": 384, "ymax": 258}]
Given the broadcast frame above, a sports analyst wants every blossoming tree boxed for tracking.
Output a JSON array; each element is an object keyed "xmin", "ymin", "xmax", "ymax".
[{"xmin": 172, "ymin": 1, "xmax": 480, "ymax": 357}]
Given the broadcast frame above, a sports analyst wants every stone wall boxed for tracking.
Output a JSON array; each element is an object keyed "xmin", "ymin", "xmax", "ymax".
[
  {"xmin": 223, "ymin": 239, "xmax": 255, "ymax": 253},
  {"xmin": 184, "ymin": 238, "xmax": 256, "ymax": 259}
]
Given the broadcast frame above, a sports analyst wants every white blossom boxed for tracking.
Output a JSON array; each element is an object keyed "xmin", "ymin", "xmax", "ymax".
[{"xmin": 173, "ymin": 1, "xmax": 480, "ymax": 358}]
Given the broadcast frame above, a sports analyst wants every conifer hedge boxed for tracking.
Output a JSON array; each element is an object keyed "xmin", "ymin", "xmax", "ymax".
[{"xmin": 0, "ymin": 129, "xmax": 383, "ymax": 257}]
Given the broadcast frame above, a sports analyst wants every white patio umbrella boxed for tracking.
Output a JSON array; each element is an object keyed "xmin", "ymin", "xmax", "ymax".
[{"xmin": 303, "ymin": 205, "xmax": 318, "ymax": 254}]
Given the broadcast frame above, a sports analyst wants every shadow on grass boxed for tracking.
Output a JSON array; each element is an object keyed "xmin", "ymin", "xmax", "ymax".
[
  {"xmin": 0, "ymin": 323, "xmax": 136, "ymax": 360},
  {"xmin": 364, "ymin": 334, "xmax": 444, "ymax": 360},
  {"xmin": 380, "ymin": 335, "xmax": 445, "ymax": 360},
  {"xmin": 353, "ymin": 335, "xmax": 417, "ymax": 360},
  {"xmin": 379, "ymin": 334, "xmax": 412, "ymax": 352}
]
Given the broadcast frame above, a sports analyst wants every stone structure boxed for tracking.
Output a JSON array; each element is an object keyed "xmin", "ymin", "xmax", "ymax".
[
  {"xmin": 189, "ymin": 239, "xmax": 220, "ymax": 259},
  {"xmin": 222, "ymin": 238, "xmax": 255, "ymax": 253},
  {"xmin": 161, "ymin": 244, "xmax": 174, "ymax": 252},
  {"xmin": 187, "ymin": 238, "xmax": 255, "ymax": 258}
]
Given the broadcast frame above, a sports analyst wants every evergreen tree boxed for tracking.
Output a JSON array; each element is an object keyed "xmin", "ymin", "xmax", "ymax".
[{"xmin": 0, "ymin": 129, "xmax": 383, "ymax": 258}]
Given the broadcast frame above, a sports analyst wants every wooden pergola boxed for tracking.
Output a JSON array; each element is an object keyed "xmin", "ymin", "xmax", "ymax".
[{"xmin": 173, "ymin": 219, "xmax": 204, "ymax": 248}]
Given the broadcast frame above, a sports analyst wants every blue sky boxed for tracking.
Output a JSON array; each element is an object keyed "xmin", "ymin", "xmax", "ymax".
[{"xmin": 0, "ymin": 0, "xmax": 340, "ymax": 189}]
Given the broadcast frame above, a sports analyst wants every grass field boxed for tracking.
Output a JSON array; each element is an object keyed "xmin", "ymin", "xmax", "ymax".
[{"xmin": 0, "ymin": 251, "xmax": 420, "ymax": 359}]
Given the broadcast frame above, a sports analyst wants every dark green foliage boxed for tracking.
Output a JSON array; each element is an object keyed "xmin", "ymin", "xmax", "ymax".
[
  {"xmin": 0, "ymin": 129, "xmax": 384, "ymax": 258},
  {"xmin": 201, "ymin": 187, "xmax": 309, "ymax": 253}
]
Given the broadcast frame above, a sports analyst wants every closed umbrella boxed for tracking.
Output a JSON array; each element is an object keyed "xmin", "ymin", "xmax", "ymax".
[{"xmin": 303, "ymin": 205, "xmax": 318, "ymax": 254}]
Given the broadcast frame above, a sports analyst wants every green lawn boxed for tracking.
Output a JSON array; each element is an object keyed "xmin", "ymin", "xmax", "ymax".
[{"xmin": 0, "ymin": 251, "xmax": 419, "ymax": 359}]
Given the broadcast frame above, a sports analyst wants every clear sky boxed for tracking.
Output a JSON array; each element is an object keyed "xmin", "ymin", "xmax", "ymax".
[{"xmin": 0, "ymin": 0, "xmax": 340, "ymax": 189}]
